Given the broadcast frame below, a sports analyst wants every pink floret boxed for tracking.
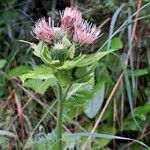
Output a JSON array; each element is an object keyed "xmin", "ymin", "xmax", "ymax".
[
  {"xmin": 73, "ymin": 20, "xmax": 101, "ymax": 45},
  {"xmin": 32, "ymin": 17, "xmax": 55, "ymax": 43},
  {"xmin": 61, "ymin": 7, "xmax": 82, "ymax": 32}
]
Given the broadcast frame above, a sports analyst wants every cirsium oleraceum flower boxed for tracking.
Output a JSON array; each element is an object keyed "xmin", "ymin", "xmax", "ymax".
[
  {"xmin": 60, "ymin": 7, "xmax": 82, "ymax": 32},
  {"xmin": 73, "ymin": 20, "xmax": 101, "ymax": 45},
  {"xmin": 32, "ymin": 17, "xmax": 55, "ymax": 43},
  {"xmin": 32, "ymin": 7, "xmax": 101, "ymax": 46}
]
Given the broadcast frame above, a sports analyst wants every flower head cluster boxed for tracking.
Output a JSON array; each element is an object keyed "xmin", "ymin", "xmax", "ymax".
[
  {"xmin": 60, "ymin": 7, "xmax": 82, "ymax": 32},
  {"xmin": 32, "ymin": 17, "xmax": 54, "ymax": 43},
  {"xmin": 74, "ymin": 20, "xmax": 101, "ymax": 45},
  {"xmin": 32, "ymin": 7, "xmax": 100, "ymax": 45}
]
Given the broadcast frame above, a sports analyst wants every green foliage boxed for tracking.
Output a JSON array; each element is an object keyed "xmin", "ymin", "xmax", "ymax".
[
  {"xmin": 19, "ymin": 65, "xmax": 56, "ymax": 83},
  {"xmin": 0, "ymin": 59, "xmax": 6, "ymax": 69},
  {"xmin": 93, "ymin": 125, "xmax": 116, "ymax": 149},
  {"xmin": 128, "ymin": 68, "xmax": 149, "ymax": 77},
  {"xmin": 64, "ymin": 77, "xmax": 94, "ymax": 117},
  {"xmin": 25, "ymin": 130, "xmax": 150, "ymax": 150},
  {"xmin": 25, "ymin": 132, "xmax": 56, "ymax": 150},
  {"xmin": 8, "ymin": 66, "xmax": 32, "ymax": 79},
  {"xmin": 57, "ymin": 50, "xmax": 116, "ymax": 70},
  {"xmin": 109, "ymin": 37, "xmax": 123, "ymax": 50},
  {"xmin": 123, "ymin": 103, "xmax": 150, "ymax": 131},
  {"xmin": 33, "ymin": 41, "xmax": 44, "ymax": 58},
  {"xmin": 101, "ymin": 37, "xmax": 123, "ymax": 51},
  {"xmin": 0, "ymin": 80, "xmax": 5, "ymax": 98},
  {"xmin": 0, "ymin": 0, "xmax": 150, "ymax": 149},
  {"xmin": 66, "ymin": 44, "xmax": 75, "ymax": 59},
  {"xmin": 57, "ymin": 55, "xmax": 85, "ymax": 70},
  {"xmin": 24, "ymin": 79, "xmax": 56, "ymax": 95},
  {"xmin": 84, "ymin": 79, "xmax": 105, "ymax": 118}
]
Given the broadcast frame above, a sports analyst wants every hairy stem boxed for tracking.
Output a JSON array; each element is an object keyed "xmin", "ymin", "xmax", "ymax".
[{"xmin": 56, "ymin": 84, "xmax": 63, "ymax": 150}]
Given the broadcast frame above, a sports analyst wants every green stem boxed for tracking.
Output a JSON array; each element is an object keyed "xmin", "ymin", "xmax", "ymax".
[{"xmin": 56, "ymin": 84, "xmax": 63, "ymax": 150}]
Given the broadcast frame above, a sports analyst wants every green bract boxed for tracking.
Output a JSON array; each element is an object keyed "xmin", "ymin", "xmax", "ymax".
[
  {"xmin": 20, "ymin": 49, "xmax": 116, "ymax": 87},
  {"xmin": 19, "ymin": 37, "xmax": 120, "ymax": 88}
]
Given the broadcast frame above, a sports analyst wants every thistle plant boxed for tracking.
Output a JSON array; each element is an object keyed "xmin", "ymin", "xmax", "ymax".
[{"xmin": 19, "ymin": 7, "xmax": 117, "ymax": 150}]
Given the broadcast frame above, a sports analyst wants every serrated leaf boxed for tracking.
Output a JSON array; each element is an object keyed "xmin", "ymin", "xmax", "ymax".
[
  {"xmin": 0, "ymin": 59, "xmax": 7, "ymax": 69},
  {"xmin": 76, "ymin": 50, "xmax": 116, "ymax": 67},
  {"xmin": 66, "ymin": 77, "xmax": 95, "ymax": 100},
  {"xmin": 8, "ymin": 66, "xmax": 32, "ymax": 79},
  {"xmin": 25, "ymin": 132, "xmax": 56, "ymax": 149},
  {"xmin": 58, "ymin": 55, "xmax": 86, "ymax": 70},
  {"xmin": 74, "ymin": 64, "xmax": 96, "ymax": 79},
  {"xmin": 58, "ymin": 50, "xmax": 115, "ymax": 70},
  {"xmin": 72, "ymin": 65, "xmax": 95, "ymax": 84},
  {"xmin": 64, "ymin": 77, "xmax": 95, "ymax": 118},
  {"xmin": 84, "ymin": 79, "xmax": 105, "ymax": 118},
  {"xmin": 24, "ymin": 78, "xmax": 57, "ymax": 95},
  {"xmin": 55, "ymin": 70, "xmax": 72, "ymax": 87},
  {"xmin": 20, "ymin": 41, "xmax": 60, "ymax": 66},
  {"xmin": 64, "ymin": 91, "xmax": 92, "ymax": 118},
  {"xmin": 19, "ymin": 65, "xmax": 55, "ymax": 83}
]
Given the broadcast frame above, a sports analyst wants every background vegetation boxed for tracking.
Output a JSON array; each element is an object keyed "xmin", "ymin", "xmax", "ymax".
[{"xmin": 0, "ymin": 0, "xmax": 150, "ymax": 149}]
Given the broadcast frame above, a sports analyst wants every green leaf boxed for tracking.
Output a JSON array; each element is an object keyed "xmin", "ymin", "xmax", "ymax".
[
  {"xmin": 62, "ymin": 36, "xmax": 71, "ymax": 47},
  {"xmin": 18, "ymin": 40, "xmax": 37, "ymax": 49},
  {"xmin": 66, "ymin": 44, "xmax": 75, "ymax": 59},
  {"xmin": 58, "ymin": 55, "xmax": 86, "ymax": 70},
  {"xmin": 110, "ymin": 37, "xmax": 123, "ymax": 49},
  {"xmin": 32, "ymin": 42, "xmax": 61, "ymax": 66},
  {"xmin": 8, "ymin": 66, "xmax": 32, "ymax": 79},
  {"xmin": 40, "ymin": 44, "xmax": 53, "ymax": 64},
  {"xmin": 74, "ymin": 64, "xmax": 96, "ymax": 79},
  {"xmin": 58, "ymin": 50, "xmax": 115, "ymax": 70},
  {"xmin": 66, "ymin": 77, "xmax": 94, "ymax": 100},
  {"xmin": 64, "ymin": 78, "xmax": 95, "ymax": 118},
  {"xmin": 101, "ymin": 37, "xmax": 123, "ymax": 51},
  {"xmin": 64, "ymin": 90, "xmax": 92, "ymax": 118},
  {"xmin": 0, "ymin": 59, "xmax": 7, "ymax": 69},
  {"xmin": 20, "ymin": 41, "xmax": 61, "ymax": 66},
  {"xmin": 71, "ymin": 65, "xmax": 95, "ymax": 84},
  {"xmin": 123, "ymin": 103, "xmax": 150, "ymax": 131},
  {"xmin": 84, "ymin": 79, "xmax": 105, "ymax": 118},
  {"xmin": 24, "ymin": 79, "xmax": 56, "ymax": 95},
  {"xmin": 75, "ymin": 50, "xmax": 116, "ymax": 67},
  {"xmin": 55, "ymin": 70, "xmax": 72, "ymax": 87},
  {"xmin": 64, "ymin": 132, "xmax": 150, "ymax": 149},
  {"xmin": 19, "ymin": 65, "xmax": 55, "ymax": 83},
  {"xmin": 128, "ymin": 69, "xmax": 149, "ymax": 77},
  {"xmin": 33, "ymin": 41, "xmax": 43, "ymax": 57},
  {"xmin": 124, "ymin": 69, "xmax": 142, "ymax": 131},
  {"xmin": 63, "ymin": 132, "xmax": 79, "ymax": 150},
  {"xmin": 93, "ymin": 125, "xmax": 116, "ymax": 149},
  {"xmin": 25, "ymin": 132, "xmax": 56, "ymax": 149}
]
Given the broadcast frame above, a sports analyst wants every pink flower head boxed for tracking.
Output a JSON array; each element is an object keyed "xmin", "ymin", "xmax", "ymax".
[
  {"xmin": 60, "ymin": 7, "xmax": 82, "ymax": 32},
  {"xmin": 73, "ymin": 20, "xmax": 101, "ymax": 45},
  {"xmin": 32, "ymin": 17, "xmax": 55, "ymax": 43}
]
